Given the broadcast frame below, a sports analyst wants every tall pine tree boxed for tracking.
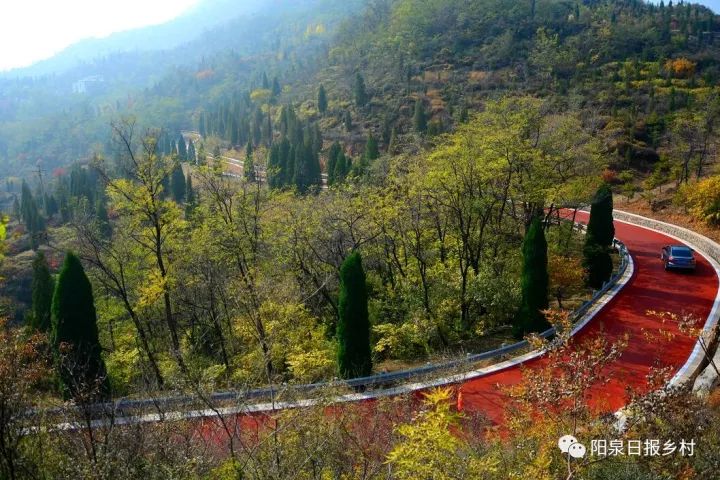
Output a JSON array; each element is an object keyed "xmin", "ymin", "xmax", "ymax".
[
  {"xmin": 364, "ymin": 134, "xmax": 380, "ymax": 161},
  {"xmin": 583, "ymin": 185, "xmax": 615, "ymax": 289},
  {"xmin": 187, "ymin": 140, "xmax": 197, "ymax": 165},
  {"xmin": 515, "ymin": 216, "xmax": 550, "ymax": 337},
  {"xmin": 318, "ymin": 84, "xmax": 328, "ymax": 114},
  {"xmin": 176, "ymin": 134, "xmax": 187, "ymax": 162},
  {"xmin": 334, "ymin": 152, "xmax": 349, "ymax": 184},
  {"xmin": 337, "ymin": 251, "xmax": 372, "ymax": 379},
  {"xmin": 20, "ymin": 181, "xmax": 45, "ymax": 250},
  {"xmin": 51, "ymin": 252, "xmax": 109, "ymax": 399},
  {"xmin": 327, "ymin": 141, "xmax": 342, "ymax": 185},
  {"xmin": 586, "ymin": 185, "xmax": 615, "ymax": 247},
  {"xmin": 170, "ymin": 163, "xmax": 186, "ymax": 203},
  {"xmin": 96, "ymin": 199, "xmax": 112, "ymax": 238},
  {"xmin": 354, "ymin": 73, "xmax": 367, "ymax": 107},
  {"xmin": 30, "ymin": 251, "xmax": 54, "ymax": 332},
  {"xmin": 245, "ymin": 140, "xmax": 256, "ymax": 183},
  {"xmin": 185, "ymin": 174, "xmax": 196, "ymax": 216}
]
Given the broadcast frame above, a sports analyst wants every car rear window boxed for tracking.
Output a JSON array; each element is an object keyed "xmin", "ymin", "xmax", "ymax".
[{"xmin": 671, "ymin": 247, "xmax": 693, "ymax": 257}]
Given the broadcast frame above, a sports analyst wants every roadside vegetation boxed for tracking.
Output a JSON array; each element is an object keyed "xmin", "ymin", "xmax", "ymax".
[{"xmin": 3, "ymin": 0, "xmax": 720, "ymax": 478}]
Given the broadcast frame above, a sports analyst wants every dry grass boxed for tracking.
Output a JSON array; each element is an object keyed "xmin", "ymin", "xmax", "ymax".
[
  {"xmin": 468, "ymin": 70, "xmax": 489, "ymax": 82},
  {"xmin": 618, "ymin": 194, "xmax": 720, "ymax": 245}
]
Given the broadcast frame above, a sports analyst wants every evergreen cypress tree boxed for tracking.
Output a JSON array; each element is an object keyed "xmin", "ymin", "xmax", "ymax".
[
  {"xmin": 45, "ymin": 194, "xmax": 58, "ymax": 217},
  {"xmin": 583, "ymin": 235, "xmax": 614, "ymax": 289},
  {"xmin": 51, "ymin": 252, "xmax": 109, "ymax": 399},
  {"xmin": 364, "ymin": 134, "xmax": 380, "ymax": 161},
  {"xmin": 30, "ymin": 251, "xmax": 54, "ymax": 332},
  {"xmin": 293, "ymin": 144, "xmax": 322, "ymax": 193},
  {"xmin": 185, "ymin": 173, "xmax": 195, "ymax": 208},
  {"xmin": 262, "ymin": 114, "xmax": 273, "ymax": 146},
  {"xmin": 272, "ymin": 77, "xmax": 281, "ymax": 97},
  {"xmin": 176, "ymin": 135, "xmax": 187, "ymax": 161},
  {"xmin": 308, "ymin": 146, "xmax": 322, "ymax": 189},
  {"xmin": 160, "ymin": 173, "xmax": 171, "ymax": 200},
  {"xmin": 187, "ymin": 140, "xmax": 197, "ymax": 164},
  {"xmin": 334, "ymin": 152, "xmax": 348, "ymax": 183},
  {"xmin": 344, "ymin": 110, "xmax": 353, "ymax": 131},
  {"xmin": 382, "ymin": 117, "xmax": 392, "ymax": 146},
  {"xmin": 515, "ymin": 216, "xmax": 550, "ymax": 337},
  {"xmin": 354, "ymin": 73, "xmax": 368, "ymax": 107},
  {"xmin": 586, "ymin": 185, "xmax": 615, "ymax": 247},
  {"xmin": 245, "ymin": 140, "xmax": 256, "ymax": 183},
  {"xmin": 20, "ymin": 181, "xmax": 35, "ymax": 227},
  {"xmin": 185, "ymin": 174, "xmax": 196, "ymax": 215},
  {"xmin": 327, "ymin": 142, "xmax": 342, "ymax": 185},
  {"xmin": 96, "ymin": 200, "xmax": 112, "ymax": 238},
  {"xmin": 20, "ymin": 181, "xmax": 45, "ymax": 250},
  {"xmin": 318, "ymin": 84, "xmax": 328, "ymax": 114},
  {"xmin": 170, "ymin": 163, "xmax": 186, "ymax": 203},
  {"xmin": 414, "ymin": 99, "xmax": 428, "ymax": 134},
  {"xmin": 312, "ymin": 123, "xmax": 323, "ymax": 154},
  {"xmin": 337, "ymin": 251, "xmax": 372, "ymax": 379},
  {"xmin": 583, "ymin": 185, "xmax": 615, "ymax": 289},
  {"xmin": 293, "ymin": 145, "xmax": 306, "ymax": 192},
  {"xmin": 268, "ymin": 144, "xmax": 281, "ymax": 188}
]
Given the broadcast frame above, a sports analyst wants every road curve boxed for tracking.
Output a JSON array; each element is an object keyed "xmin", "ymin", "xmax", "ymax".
[
  {"xmin": 187, "ymin": 211, "xmax": 720, "ymax": 443},
  {"xmin": 183, "ymin": 212, "xmax": 720, "ymax": 444},
  {"xmin": 457, "ymin": 211, "xmax": 720, "ymax": 425},
  {"xmin": 62, "ymin": 213, "xmax": 720, "ymax": 435}
]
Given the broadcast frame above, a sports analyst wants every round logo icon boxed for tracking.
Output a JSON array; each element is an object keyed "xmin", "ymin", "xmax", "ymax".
[{"xmin": 558, "ymin": 435, "xmax": 578, "ymax": 453}]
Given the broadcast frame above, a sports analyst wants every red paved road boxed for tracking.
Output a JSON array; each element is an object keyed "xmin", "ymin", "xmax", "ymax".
[
  {"xmin": 191, "ymin": 214, "xmax": 719, "ymax": 445},
  {"xmin": 458, "ymin": 212, "xmax": 719, "ymax": 425}
]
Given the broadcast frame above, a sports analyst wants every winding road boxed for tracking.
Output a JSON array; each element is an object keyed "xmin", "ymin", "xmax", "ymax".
[
  {"xmin": 62, "ymin": 212, "xmax": 720, "ymax": 437},
  {"xmin": 456, "ymin": 211, "xmax": 719, "ymax": 425}
]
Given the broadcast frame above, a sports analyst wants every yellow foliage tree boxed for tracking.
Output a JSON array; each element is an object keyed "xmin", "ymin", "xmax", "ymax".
[
  {"xmin": 250, "ymin": 89, "xmax": 272, "ymax": 103},
  {"xmin": 387, "ymin": 388, "xmax": 498, "ymax": 479},
  {"xmin": 677, "ymin": 175, "xmax": 720, "ymax": 226},
  {"xmin": 548, "ymin": 254, "xmax": 585, "ymax": 309}
]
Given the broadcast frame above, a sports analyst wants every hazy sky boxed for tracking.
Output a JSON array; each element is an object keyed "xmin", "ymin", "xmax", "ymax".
[
  {"xmin": 654, "ymin": 0, "xmax": 720, "ymax": 12},
  {"xmin": 0, "ymin": 0, "xmax": 200, "ymax": 71},
  {"xmin": 1, "ymin": 0, "xmax": 719, "ymax": 72}
]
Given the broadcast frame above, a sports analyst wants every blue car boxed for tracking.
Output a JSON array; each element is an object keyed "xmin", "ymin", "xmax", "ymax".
[{"xmin": 661, "ymin": 245, "xmax": 696, "ymax": 271}]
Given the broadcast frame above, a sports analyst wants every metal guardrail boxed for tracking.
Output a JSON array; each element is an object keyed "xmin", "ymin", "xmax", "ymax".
[{"xmin": 81, "ymin": 221, "xmax": 630, "ymax": 416}]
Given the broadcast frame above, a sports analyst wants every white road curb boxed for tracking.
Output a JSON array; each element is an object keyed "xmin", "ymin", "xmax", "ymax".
[
  {"xmin": 54, "ymin": 222, "xmax": 635, "ymax": 430},
  {"xmin": 56, "ymin": 211, "xmax": 720, "ymax": 431},
  {"xmin": 612, "ymin": 210, "xmax": 720, "ymax": 391}
]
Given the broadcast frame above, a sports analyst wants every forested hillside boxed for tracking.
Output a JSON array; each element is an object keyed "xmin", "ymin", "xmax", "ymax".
[
  {"xmin": 2, "ymin": 0, "xmax": 717, "ymax": 389},
  {"xmin": 0, "ymin": 0, "xmax": 365, "ymax": 179},
  {"xmin": 4, "ymin": 0, "xmax": 719, "ymax": 183}
]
